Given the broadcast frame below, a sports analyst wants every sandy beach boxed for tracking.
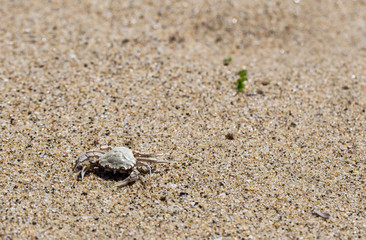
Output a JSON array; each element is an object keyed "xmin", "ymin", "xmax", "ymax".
[{"xmin": 1, "ymin": 0, "xmax": 365, "ymax": 239}]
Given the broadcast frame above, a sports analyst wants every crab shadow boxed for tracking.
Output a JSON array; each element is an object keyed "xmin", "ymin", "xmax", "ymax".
[
  {"xmin": 93, "ymin": 169, "xmax": 129, "ymax": 182},
  {"xmin": 74, "ymin": 165, "xmax": 167, "ymax": 185},
  {"xmin": 91, "ymin": 167, "xmax": 152, "ymax": 183}
]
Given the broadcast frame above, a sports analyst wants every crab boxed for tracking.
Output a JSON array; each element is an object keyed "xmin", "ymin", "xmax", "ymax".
[{"xmin": 73, "ymin": 146, "xmax": 167, "ymax": 187}]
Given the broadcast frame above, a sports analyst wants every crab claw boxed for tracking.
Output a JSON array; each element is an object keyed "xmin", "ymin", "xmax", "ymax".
[{"xmin": 117, "ymin": 169, "xmax": 140, "ymax": 187}]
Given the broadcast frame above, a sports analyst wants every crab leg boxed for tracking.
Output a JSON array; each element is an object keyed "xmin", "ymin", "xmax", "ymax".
[
  {"xmin": 136, "ymin": 157, "xmax": 168, "ymax": 164},
  {"xmin": 117, "ymin": 169, "xmax": 140, "ymax": 187},
  {"xmin": 73, "ymin": 149, "xmax": 105, "ymax": 172},
  {"xmin": 80, "ymin": 162, "xmax": 96, "ymax": 179},
  {"xmin": 100, "ymin": 145, "xmax": 113, "ymax": 151},
  {"xmin": 133, "ymin": 151, "xmax": 164, "ymax": 158},
  {"xmin": 136, "ymin": 161, "xmax": 154, "ymax": 183},
  {"xmin": 136, "ymin": 161, "xmax": 152, "ymax": 175}
]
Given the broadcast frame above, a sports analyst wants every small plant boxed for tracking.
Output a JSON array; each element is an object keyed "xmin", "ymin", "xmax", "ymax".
[
  {"xmin": 223, "ymin": 56, "xmax": 232, "ymax": 66},
  {"xmin": 236, "ymin": 68, "xmax": 247, "ymax": 92}
]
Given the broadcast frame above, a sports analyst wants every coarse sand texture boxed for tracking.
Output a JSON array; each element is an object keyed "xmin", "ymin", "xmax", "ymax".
[{"xmin": 1, "ymin": 0, "xmax": 365, "ymax": 239}]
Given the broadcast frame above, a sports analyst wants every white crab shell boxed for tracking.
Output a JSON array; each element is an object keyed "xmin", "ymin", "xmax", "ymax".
[{"xmin": 99, "ymin": 147, "xmax": 136, "ymax": 172}]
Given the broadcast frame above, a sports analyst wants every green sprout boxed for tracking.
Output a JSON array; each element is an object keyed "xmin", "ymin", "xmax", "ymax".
[
  {"xmin": 223, "ymin": 56, "xmax": 232, "ymax": 66},
  {"xmin": 236, "ymin": 68, "xmax": 247, "ymax": 92}
]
